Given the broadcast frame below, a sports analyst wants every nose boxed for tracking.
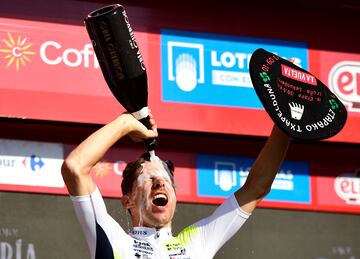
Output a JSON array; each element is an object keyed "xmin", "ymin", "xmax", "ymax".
[{"xmin": 152, "ymin": 177, "xmax": 166, "ymax": 190}]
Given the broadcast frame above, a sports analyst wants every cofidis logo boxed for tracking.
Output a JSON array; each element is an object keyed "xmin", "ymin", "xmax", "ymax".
[
  {"xmin": 0, "ymin": 32, "xmax": 36, "ymax": 71},
  {"xmin": 0, "ymin": 30, "xmax": 98, "ymax": 71},
  {"xmin": 161, "ymin": 30, "xmax": 308, "ymax": 109}
]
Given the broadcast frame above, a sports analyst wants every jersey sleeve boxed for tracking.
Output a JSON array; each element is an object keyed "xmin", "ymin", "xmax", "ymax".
[
  {"xmin": 70, "ymin": 186, "xmax": 128, "ymax": 259},
  {"xmin": 191, "ymin": 194, "xmax": 251, "ymax": 258}
]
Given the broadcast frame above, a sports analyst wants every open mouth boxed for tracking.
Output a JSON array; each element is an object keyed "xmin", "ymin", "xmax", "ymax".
[{"xmin": 152, "ymin": 193, "xmax": 168, "ymax": 207}]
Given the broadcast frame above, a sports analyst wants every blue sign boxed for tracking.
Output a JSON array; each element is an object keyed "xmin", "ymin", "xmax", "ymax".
[
  {"xmin": 197, "ymin": 154, "xmax": 311, "ymax": 204},
  {"xmin": 161, "ymin": 29, "xmax": 308, "ymax": 109}
]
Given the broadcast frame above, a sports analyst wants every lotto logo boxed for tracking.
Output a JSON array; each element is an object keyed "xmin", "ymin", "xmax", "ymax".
[
  {"xmin": 166, "ymin": 41, "xmax": 205, "ymax": 92},
  {"xmin": 161, "ymin": 29, "xmax": 308, "ymax": 109},
  {"xmin": 196, "ymin": 154, "xmax": 311, "ymax": 203}
]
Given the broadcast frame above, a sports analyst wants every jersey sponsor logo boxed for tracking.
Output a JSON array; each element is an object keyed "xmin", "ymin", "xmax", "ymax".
[
  {"xmin": 166, "ymin": 242, "xmax": 188, "ymax": 258},
  {"xmin": 161, "ymin": 29, "xmax": 308, "ymax": 109},
  {"xmin": 196, "ymin": 154, "xmax": 311, "ymax": 203},
  {"xmin": 133, "ymin": 240, "xmax": 154, "ymax": 257},
  {"xmin": 134, "ymin": 252, "xmax": 151, "ymax": 259},
  {"xmin": 131, "ymin": 230, "xmax": 149, "ymax": 236}
]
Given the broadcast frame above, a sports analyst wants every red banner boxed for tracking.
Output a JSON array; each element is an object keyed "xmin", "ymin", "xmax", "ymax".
[
  {"xmin": 312, "ymin": 161, "xmax": 360, "ymax": 214},
  {"xmin": 1, "ymin": 18, "xmax": 360, "ymax": 144},
  {"xmin": 308, "ymin": 50, "xmax": 360, "ymax": 143},
  {"xmin": 0, "ymin": 142, "xmax": 198, "ymax": 202},
  {"xmin": 67, "ymin": 145, "xmax": 198, "ymax": 202},
  {"xmin": 0, "ymin": 139, "xmax": 359, "ymax": 214},
  {"xmin": 0, "ymin": 18, "xmax": 151, "ymax": 123}
]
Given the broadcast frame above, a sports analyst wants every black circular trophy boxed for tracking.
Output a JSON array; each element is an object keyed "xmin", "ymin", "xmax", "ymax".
[{"xmin": 249, "ymin": 48, "xmax": 347, "ymax": 141}]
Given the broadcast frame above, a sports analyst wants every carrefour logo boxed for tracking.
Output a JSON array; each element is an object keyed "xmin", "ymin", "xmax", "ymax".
[
  {"xmin": 0, "ymin": 139, "xmax": 64, "ymax": 188},
  {"xmin": 22, "ymin": 154, "xmax": 45, "ymax": 172},
  {"xmin": 0, "ymin": 32, "xmax": 36, "ymax": 71},
  {"xmin": 161, "ymin": 29, "xmax": 308, "ymax": 109}
]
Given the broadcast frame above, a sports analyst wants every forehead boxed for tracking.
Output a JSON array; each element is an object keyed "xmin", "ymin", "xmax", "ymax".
[
  {"xmin": 140, "ymin": 160, "xmax": 167, "ymax": 175},
  {"xmin": 136, "ymin": 160, "xmax": 174, "ymax": 186}
]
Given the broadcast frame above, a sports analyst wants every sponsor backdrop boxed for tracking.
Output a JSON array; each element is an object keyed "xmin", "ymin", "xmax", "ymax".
[
  {"xmin": 0, "ymin": 18, "xmax": 360, "ymax": 143},
  {"xmin": 161, "ymin": 30, "xmax": 308, "ymax": 109},
  {"xmin": 0, "ymin": 17, "xmax": 150, "ymax": 124},
  {"xmin": 196, "ymin": 154, "xmax": 311, "ymax": 204},
  {"xmin": 0, "ymin": 139, "xmax": 359, "ymax": 214}
]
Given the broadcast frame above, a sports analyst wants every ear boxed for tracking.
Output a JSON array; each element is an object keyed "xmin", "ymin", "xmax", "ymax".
[{"xmin": 121, "ymin": 194, "xmax": 135, "ymax": 209}]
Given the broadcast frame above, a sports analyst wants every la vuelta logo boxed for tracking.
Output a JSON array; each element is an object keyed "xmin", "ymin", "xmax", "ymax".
[
  {"xmin": 0, "ymin": 32, "xmax": 36, "ymax": 71},
  {"xmin": 329, "ymin": 61, "xmax": 360, "ymax": 112}
]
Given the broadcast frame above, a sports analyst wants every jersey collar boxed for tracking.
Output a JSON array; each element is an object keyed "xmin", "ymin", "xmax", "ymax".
[{"xmin": 130, "ymin": 227, "xmax": 173, "ymax": 241}]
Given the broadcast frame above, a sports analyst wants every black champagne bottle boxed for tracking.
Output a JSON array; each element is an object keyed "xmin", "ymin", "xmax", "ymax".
[{"xmin": 84, "ymin": 4, "xmax": 156, "ymax": 151}]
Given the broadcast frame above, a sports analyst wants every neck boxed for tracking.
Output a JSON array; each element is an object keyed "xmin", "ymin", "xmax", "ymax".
[{"xmin": 132, "ymin": 220, "xmax": 172, "ymax": 229}]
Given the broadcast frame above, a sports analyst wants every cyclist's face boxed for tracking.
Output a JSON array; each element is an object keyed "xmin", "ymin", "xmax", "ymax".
[{"xmin": 129, "ymin": 160, "xmax": 176, "ymax": 228}]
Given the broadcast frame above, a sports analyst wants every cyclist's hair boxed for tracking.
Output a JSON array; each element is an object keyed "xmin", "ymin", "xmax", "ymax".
[{"xmin": 121, "ymin": 152, "xmax": 175, "ymax": 195}]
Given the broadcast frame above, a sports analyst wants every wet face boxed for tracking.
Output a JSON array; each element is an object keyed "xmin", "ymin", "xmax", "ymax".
[{"xmin": 126, "ymin": 159, "xmax": 176, "ymax": 228}]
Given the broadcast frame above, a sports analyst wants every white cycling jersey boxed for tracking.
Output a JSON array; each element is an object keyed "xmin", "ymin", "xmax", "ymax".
[{"xmin": 71, "ymin": 187, "xmax": 250, "ymax": 259}]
